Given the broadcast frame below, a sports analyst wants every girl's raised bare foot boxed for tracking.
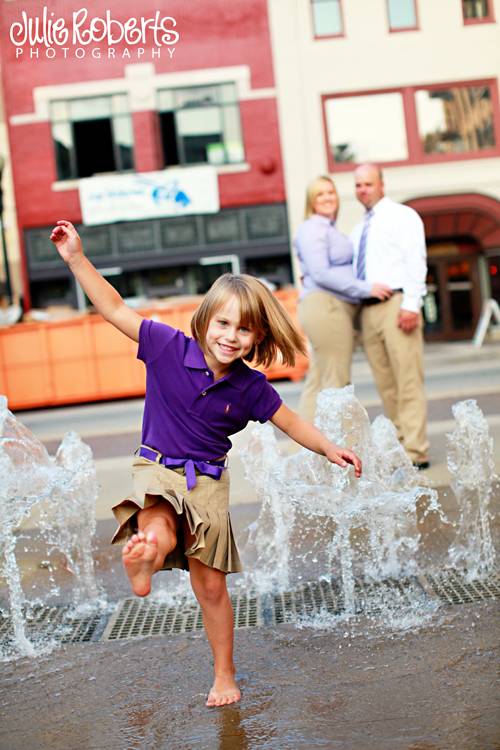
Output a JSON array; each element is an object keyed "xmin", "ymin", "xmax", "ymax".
[
  {"xmin": 122, "ymin": 531, "xmax": 158, "ymax": 597},
  {"xmin": 206, "ymin": 673, "xmax": 241, "ymax": 707}
]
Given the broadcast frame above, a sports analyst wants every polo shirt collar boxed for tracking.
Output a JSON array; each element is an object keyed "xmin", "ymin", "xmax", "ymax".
[
  {"xmin": 183, "ymin": 338, "xmax": 208, "ymax": 369},
  {"xmin": 223, "ymin": 359, "xmax": 249, "ymax": 390}
]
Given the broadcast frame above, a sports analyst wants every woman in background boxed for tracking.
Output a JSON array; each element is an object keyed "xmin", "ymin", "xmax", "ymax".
[{"xmin": 295, "ymin": 175, "xmax": 391, "ymax": 422}]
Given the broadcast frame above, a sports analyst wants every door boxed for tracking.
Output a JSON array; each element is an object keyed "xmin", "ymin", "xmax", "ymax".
[{"xmin": 423, "ymin": 255, "xmax": 481, "ymax": 340}]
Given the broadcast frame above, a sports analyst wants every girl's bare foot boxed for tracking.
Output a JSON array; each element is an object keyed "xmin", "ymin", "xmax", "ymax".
[
  {"xmin": 122, "ymin": 531, "xmax": 158, "ymax": 597},
  {"xmin": 206, "ymin": 673, "xmax": 241, "ymax": 707}
]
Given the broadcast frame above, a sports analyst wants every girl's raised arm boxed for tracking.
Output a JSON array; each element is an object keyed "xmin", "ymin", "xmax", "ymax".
[
  {"xmin": 50, "ymin": 220, "xmax": 142, "ymax": 342},
  {"xmin": 270, "ymin": 403, "xmax": 362, "ymax": 477}
]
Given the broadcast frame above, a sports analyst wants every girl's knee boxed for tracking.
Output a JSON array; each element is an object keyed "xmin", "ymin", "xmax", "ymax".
[
  {"xmin": 137, "ymin": 501, "xmax": 177, "ymax": 533},
  {"xmin": 191, "ymin": 569, "xmax": 227, "ymax": 604},
  {"xmin": 197, "ymin": 584, "xmax": 227, "ymax": 606}
]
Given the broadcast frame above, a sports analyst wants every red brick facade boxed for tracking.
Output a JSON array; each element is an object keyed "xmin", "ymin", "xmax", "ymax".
[{"xmin": 0, "ymin": 0, "xmax": 286, "ymax": 307}]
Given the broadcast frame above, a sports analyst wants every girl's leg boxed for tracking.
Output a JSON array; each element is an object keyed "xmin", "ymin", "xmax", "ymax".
[
  {"xmin": 188, "ymin": 556, "xmax": 240, "ymax": 707},
  {"xmin": 122, "ymin": 499, "xmax": 178, "ymax": 597}
]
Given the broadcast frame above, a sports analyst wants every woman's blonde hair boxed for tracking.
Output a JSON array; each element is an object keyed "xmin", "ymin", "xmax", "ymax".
[
  {"xmin": 304, "ymin": 175, "xmax": 338, "ymax": 219},
  {"xmin": 191, "ymin": 274, "xmax": 306, "ymax": 368}
]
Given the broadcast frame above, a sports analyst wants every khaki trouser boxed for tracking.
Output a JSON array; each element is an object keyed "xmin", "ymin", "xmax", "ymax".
[
  {"xmin": 361, "ymin": 293, "xmax": 429, "ymax": 462},
  {"xmin": 297, "ymin": 291, "xmax": 357, "ymax": 423}
]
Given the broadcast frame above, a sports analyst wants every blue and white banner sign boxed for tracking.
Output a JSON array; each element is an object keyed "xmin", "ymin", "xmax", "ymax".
[{"xmin": 79, "ymin": 166, "xmax": 219, "ymax": 225}]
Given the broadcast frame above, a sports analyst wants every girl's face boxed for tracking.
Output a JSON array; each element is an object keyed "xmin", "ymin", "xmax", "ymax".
[
  {"xmin": 204, "ymin": 295, "xmax": 259, "ymax": 375},
  {"xmin": 312, "ymin": 180, "xmax": 338, "ymax": 219}
]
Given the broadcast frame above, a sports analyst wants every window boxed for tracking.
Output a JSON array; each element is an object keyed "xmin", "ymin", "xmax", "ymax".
[
  {"xmin": 323, "ymin": 80, "xmax": 499, "ymax": 170},
  {"xmin": 51, "ymin": 95, "xmax": 134, "ymax": 180},
  {"xmin": 324, "ymin": 92, "xmax": 408, "ymax": 164},
  {"xmin": 387, "ymin": 0, "xmax": 418, "ymax": 30},
  {"xmin": 311, "ymin": 0, "xmax": 343, "ymax": 37},
  {"xmin": 462, "ymin": 0, "xmax": 494, "ymax": 22},
  {"xmin": 158, "ymin": 84, "xmax": 244, "ymax": 167},
  {"xmin": 415, "ymin": 85, "xmax": 495, "ymax": 154}
]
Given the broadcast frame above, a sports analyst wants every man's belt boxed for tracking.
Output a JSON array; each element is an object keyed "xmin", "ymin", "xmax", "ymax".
[{"xmin": 362, "ymin": 288, "xmax": 403, "ymax": 306}]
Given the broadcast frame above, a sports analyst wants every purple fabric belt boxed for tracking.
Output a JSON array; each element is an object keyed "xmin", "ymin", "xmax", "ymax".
[{"xmin": 136, "ymin": 445, "xmax": 227, "ymax": 491}]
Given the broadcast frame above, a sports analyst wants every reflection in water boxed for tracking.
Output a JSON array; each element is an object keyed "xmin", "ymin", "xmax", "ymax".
[
  {"xmin": 215, "ymin": 705, "xmax": 249, "ymax": 750},
  {"xmin": 122, "ymin": 702, "xmax": 156, "ymax": 750}
]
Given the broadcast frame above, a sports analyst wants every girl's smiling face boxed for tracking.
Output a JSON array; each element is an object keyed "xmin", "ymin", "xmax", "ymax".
[{"xmin": 204, "ymin": 295, "xmax": 259, "ymax": 376}]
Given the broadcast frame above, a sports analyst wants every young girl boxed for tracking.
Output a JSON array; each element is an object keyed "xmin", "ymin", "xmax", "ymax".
[{"xmin": 50, "ymin": 219, "xmax": 362, "ymax": 708}]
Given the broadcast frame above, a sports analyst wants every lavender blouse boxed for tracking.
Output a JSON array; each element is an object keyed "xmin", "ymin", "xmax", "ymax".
[{"xmin": 294, "ymin": 214, "xmax": 372, "ymax": 303}]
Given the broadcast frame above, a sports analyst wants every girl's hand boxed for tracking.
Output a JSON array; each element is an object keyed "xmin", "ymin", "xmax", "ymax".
[
  {"xmin": 325, "ymin": 444, "xmax": 362, "ymax": 477},
  {"xmin": 50, "ymin": 220, "xmax": 83, "ymax": 265},
  {"xmin": 370, "ymin": 283, "xmax": 393, "ymax": 301}
]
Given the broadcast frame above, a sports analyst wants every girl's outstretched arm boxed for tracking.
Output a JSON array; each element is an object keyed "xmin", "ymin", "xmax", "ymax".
[
  {"xmin": 270, "ymin": 403, "xmax": 362, "ymax": 477},
  {"xmin": 50, "ymin": 220, "xmax": 142, "ymax": 342}
]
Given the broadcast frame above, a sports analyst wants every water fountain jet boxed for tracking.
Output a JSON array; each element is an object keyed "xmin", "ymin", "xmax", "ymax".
[{"xmin": 0, "ymin": 396, "xmax": 102, "ymax": 658}]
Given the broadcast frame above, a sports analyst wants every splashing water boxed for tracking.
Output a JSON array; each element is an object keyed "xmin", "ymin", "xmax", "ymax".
[
  {"xmin": 240, "ymin": 387, "xmax": 497, "ymax": 627},
  {"xmin": 0, "ymin": 397, "xmax": 103, "ymax": 657},
  {"xmin": 1, "ymin": 387, "xmax": 496, "ymax": 654},
  {"xmin": 241, "ymin": 387, "xmax": 442, "ymax": 616},
  {"xmin": 447, "ymin": 399, "xmax": 496, "ymax": 579}
]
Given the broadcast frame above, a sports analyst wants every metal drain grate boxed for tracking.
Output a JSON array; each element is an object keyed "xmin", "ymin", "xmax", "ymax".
[
  {"xmin": 102, "ymin": 593, "xmax": 260, "ymax": 641},
  {"xmin": 0, "ymin": 604, "xmax": 107, "ymax": 647},
  {"xmin": 270, "ymin": 576, "xmax": 428, "ymax": 625},
  {"xmin": 101, "ymin": 570, "xmax": 500, "ymax": 641},
  {"xmin": 419, "ymin": 570, "xmax": 500, "ymax": 605},
  {"xmin": 101, "ymin": 577, "xmax": 426, "ymax": 640},
  {"xmin": 271, "ymin": 580, "xmax": 344, "ymax": 625},
  {"xmin": 2, "ymin": 569, "xmax": 499, "ymax": 647}
]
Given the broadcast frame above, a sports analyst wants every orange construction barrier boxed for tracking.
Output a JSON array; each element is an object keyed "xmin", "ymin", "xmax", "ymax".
[{"xmin": 0, "ymin": 288, "xmax": 308, "ymax": 411}]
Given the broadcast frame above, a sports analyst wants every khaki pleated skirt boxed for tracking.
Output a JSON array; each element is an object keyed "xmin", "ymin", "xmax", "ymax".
[{"xmin": 111, "ymin": 456, "xmax": 243, "ymax": 574}]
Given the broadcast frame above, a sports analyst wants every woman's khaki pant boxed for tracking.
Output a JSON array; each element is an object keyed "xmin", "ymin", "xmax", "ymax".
[{"xmin": 297, "ymin": 291, "xmax": 357, "ymax": 423}]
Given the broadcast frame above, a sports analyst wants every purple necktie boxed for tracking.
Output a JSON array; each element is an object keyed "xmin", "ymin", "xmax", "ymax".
[{"xmin": 356, "ymin": 209, "xmax": 374, "ymax": 280}]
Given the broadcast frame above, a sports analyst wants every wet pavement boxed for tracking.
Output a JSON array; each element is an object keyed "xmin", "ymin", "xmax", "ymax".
[
  {"xmin": 1, "ymin": 488, "xmax": 500, "ymax": 750},
  {"xmin": 1, "ymin": 598, "xmax": 499, "ymax": 749}
]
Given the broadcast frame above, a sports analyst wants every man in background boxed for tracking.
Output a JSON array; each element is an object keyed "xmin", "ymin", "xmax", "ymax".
[{"xmin": 351, "ymin": 163, "xmax": 429, "ymax": 468}]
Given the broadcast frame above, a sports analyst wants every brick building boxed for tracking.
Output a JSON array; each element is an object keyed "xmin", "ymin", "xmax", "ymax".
[{"xmin": 0, "ymin": 0, "xmax": 291, "ymax": 310}]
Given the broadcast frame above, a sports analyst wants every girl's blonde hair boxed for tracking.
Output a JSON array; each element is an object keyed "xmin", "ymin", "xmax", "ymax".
[
  {"xmin": 304, "ymin": 175, "xmax": 338, "ymax": 219},
  {"xmin": 191, "ymin": 274, "xmax": 306, "ymax": 369}
]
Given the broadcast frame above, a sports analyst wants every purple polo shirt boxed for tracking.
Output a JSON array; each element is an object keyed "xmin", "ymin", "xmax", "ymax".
[{"xmin": 137, "ymin": 319, "xmax": 282, "ymax": 459}]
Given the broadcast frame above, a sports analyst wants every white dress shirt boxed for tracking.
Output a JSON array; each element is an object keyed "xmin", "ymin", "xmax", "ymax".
[{"xmin": 350, "ymin": 196, "xmax": 427, "ymax": 313}]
